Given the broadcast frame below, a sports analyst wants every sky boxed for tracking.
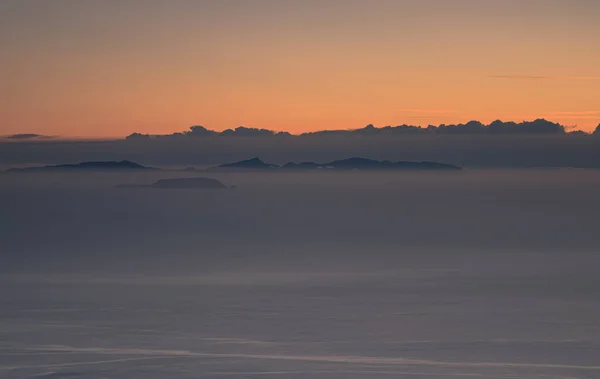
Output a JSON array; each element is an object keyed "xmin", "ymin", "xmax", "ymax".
[{"xmin": 1, "ymin": 0, "xmax": 600, "ymax": 138}]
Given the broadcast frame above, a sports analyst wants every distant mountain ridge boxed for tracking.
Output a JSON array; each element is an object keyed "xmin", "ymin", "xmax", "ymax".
[
  {"xmin": 6, "ymin": 160, "xmax": 156, "ymax": 173},
  {"xmin": 214, "ymin": 157, "xmax": 460, "ymax": 171},
  {"xmin": 318, "ymin": 157, "xmax": 460, "ymax": 170},
  {"xmin": 216, "ymin": 157, "xmax": 279, "ymax": 170},
  {"xmin": 4, "ymin": 158, "xmax": 460, "ymax": 173}
]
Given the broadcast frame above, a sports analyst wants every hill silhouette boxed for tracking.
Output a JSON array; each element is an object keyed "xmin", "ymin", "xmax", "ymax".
[
  {"xmin": 319, "ymin": 157, "xmax": 460, "ymax": 170},
  {"xmin": 215, "ymin": 157, "xmax": 279, "ymax": 170},
  {"xmin": 213, "ymin": 157, "xmax": 460, "ymax": 171},
  {"xmin": 4, "ymin": 158, "xmax": 459, "ymax": 173},
  {"xmin": 7, "ymin": 160, "xmax": 155, "ymax": 173}
]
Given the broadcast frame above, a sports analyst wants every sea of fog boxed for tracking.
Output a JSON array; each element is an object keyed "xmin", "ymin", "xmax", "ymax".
[{"xmin": 1, "ymin": 169, "xmax": 600, "ymax": 378}]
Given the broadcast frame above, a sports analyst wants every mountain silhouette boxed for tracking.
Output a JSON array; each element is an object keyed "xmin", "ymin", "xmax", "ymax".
[
  {"xmin": 215, "ymin": 157, "xmax": 279, "ymax": 170},
  {"xmin": 219, "ymin": 157, "xmax": 460, "ymax": 171},
  {"xmin": 5, "ymin": 158, "xmax": 460, "ymax": 174},
  {"xmin": 322, "ymin": 157, "xmax": 460, "ymax": 170},
  {"xmin": 6, "ymin": 160, "xmax": 155, "ymax": 173},
  {"xmin": 301, "ymin": 158, "xmax": 461, "ymax": 170}
]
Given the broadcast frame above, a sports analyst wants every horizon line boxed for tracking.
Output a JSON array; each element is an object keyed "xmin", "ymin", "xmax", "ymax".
[{"xmin": 2, "ymin": 117, "xmax": 599, "ymax": 141}]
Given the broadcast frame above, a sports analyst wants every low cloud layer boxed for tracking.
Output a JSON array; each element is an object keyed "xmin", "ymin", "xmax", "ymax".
[
  {"xmin": 3, "ymin": 133, "xmax": 54, "ymax": 140},
  {"xmin": 2, "ymin": 120, "xmax": 600, "ymax": 169},
  {"xmin": 126, "ymin": 119, "xmax": 585, "ymax": 140}
]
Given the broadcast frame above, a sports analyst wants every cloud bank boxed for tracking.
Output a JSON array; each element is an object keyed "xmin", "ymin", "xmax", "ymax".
[
  {"xmin": 126, "ymin": 119, "xmax": 581, "ymax": 140},
  {"xmin": 2, "ymin": 120, "xmax": 600, "ymax": 169}
]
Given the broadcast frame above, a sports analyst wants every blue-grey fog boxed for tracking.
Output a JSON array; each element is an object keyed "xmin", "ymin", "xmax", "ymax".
[{"xmin": 1, "ymin": 169, "xmax": 600, "ymax": 378}]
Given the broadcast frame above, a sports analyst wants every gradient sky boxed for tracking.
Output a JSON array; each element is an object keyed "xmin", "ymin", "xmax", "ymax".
[{"xmin": 1, "ymin": 0, "xmax": 600, "ymax": 137}]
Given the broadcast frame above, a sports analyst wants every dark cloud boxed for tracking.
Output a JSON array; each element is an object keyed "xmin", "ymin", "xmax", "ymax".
[
  {"xmin": 127, "ymin": 126, "xmax": 290, "ymax": 140},
  {"xmin": 3, "ymin": 133, "xmax": 54, "ymax": 140},
  {"xmin": 126, "ymin": 119, "xmax": 571, "ymax": 140}
]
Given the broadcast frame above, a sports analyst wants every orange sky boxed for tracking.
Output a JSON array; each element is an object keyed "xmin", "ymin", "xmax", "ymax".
[{"xmin": 1, "ymin": 0, "xmax": 599, "ymax": 137}]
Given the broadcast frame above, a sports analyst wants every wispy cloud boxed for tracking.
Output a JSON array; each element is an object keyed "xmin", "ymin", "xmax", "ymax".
[
  {"xmin": 532, "ymin": 111, "xmax": 600, "ymax": 121},
  {"xmin": 406, "ymin": 116, "xmax": 447, "ymax": 119},
  {"xmin": 397, "ymin": 109, "xmax": 458, "ymax": 114},
  {"xmin": 491, "ymin": 75, "xmax": 600, "ymax": 80},
  {"xmin": 9, "ymin": 345, "xmax": 600, "ymax": 372},
  {"xmin": 546, "ymin": 115, "xmax": 600, "ymax": 120},
  {"xmin": 547, "ymin": 111, "xmax": 600, "ymax": 116},
  {"xmin": 507, "ymin": 113, "xmax": 600, "ymax": 121}
]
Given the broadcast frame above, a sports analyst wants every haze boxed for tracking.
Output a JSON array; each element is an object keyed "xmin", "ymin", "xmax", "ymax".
[
  {"xmin": 2, "ymin": 1, "xmax": 600, "ymax": 378},
  {"xmin": 2, "ymin": 170, "xmax": 600, "ymax": 378},
  {"xmin": 2, "ymin": 0, "xmax": 600, "ymax": 137}
]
